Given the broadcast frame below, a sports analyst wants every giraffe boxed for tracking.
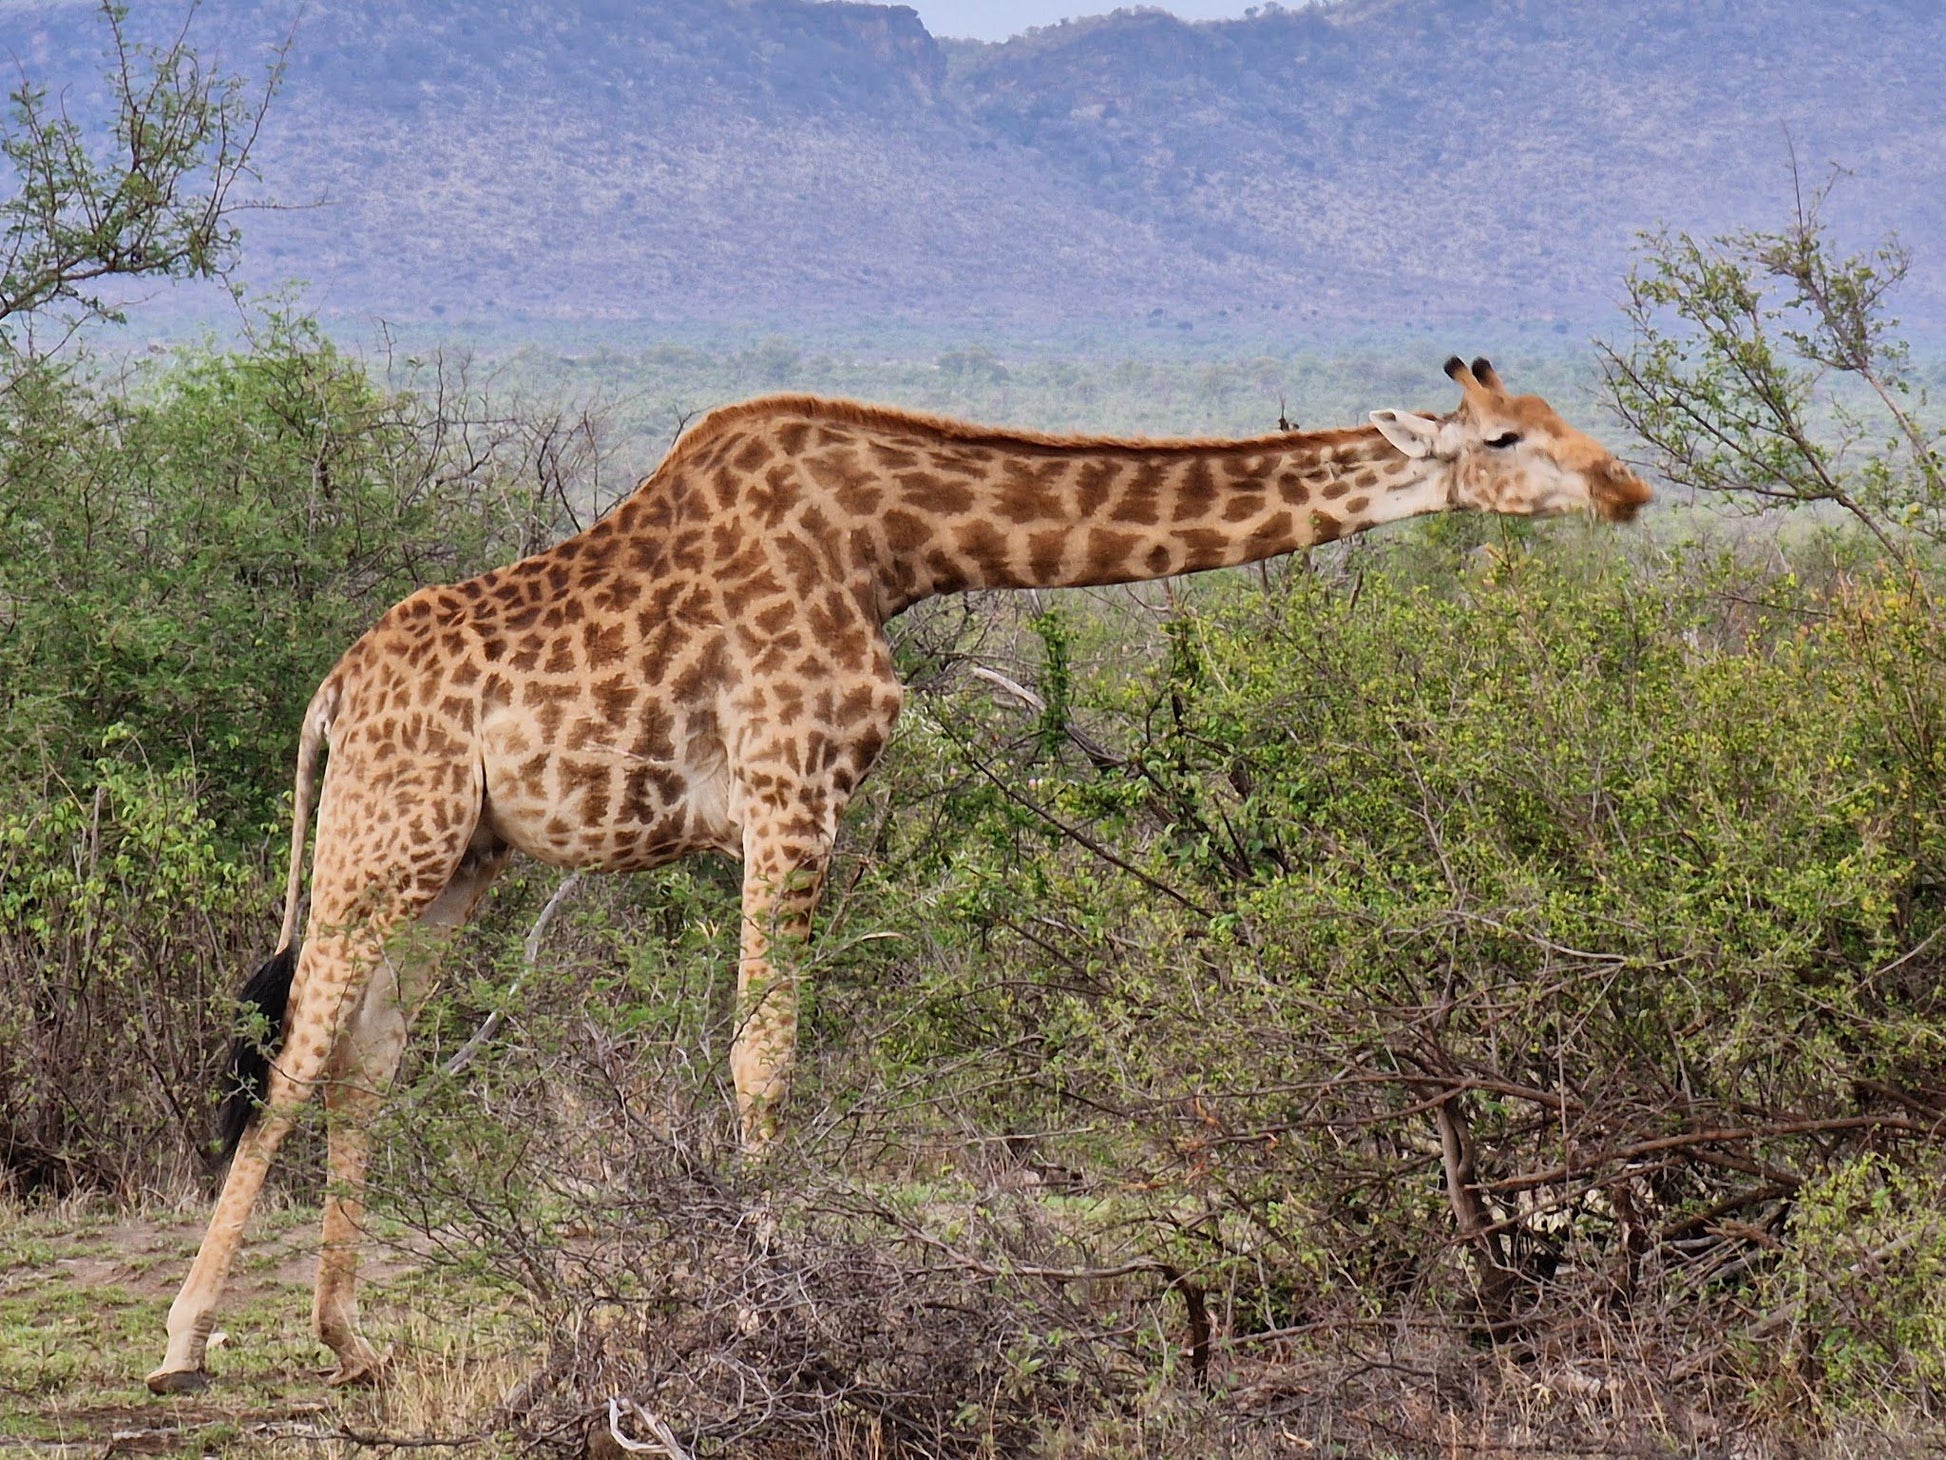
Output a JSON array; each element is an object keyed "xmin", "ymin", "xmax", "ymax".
[{"xmin": 145, "ymin": 356, "xmax": 1650, "ymax": 1394}]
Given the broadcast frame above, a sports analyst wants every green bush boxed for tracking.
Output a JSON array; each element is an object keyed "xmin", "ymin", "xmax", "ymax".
[
  {"xmin": 758, "ymin": 534, "xmax": 1946, "ymax": 1394},
  {"xmin": 0, "ymin": 314, "xmax": 556, "ymax": 837},
  {"xmin": 0, "ymin": 742, "xmax": 257, "ymax": 1192},
  {"xmin": 1768, "ymin": 1150, "xmax": 1946, "ymax": 1411}
]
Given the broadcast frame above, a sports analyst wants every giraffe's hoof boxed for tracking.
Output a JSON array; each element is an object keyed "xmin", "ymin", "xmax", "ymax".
[
  {"xmin": 145, "ymin": 1365, "xmax": 211, "ymax": 1396},
  {"xmin": 325, "ymin": 1354, "xmax": 389, "ymax": 1388}
]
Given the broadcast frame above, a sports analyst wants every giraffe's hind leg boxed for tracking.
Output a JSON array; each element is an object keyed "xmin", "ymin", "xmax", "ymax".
[
  {"xmin": 147, "ymin": 916, "xmax": 411, "ymax": 1393},
  {"xmin": 148, "ymin": 742, "xmax": 486, "ymax": 1395},
  {"xmin": 311, "ymin": 840, "xmax": 509, "ymax": 1386}
]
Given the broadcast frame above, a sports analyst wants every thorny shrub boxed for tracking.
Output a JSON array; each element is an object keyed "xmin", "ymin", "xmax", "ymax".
[
  {"xmin": 359, "ymin": 533, "xmax": 1946, "ymax": 1454},
  {"xmin": 382, "ymin": 1047, "xmax": 1122, "ymax": 1457}
]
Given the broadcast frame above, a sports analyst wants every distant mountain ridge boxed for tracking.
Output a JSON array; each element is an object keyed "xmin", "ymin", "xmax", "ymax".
[{"xmin": 6, "ymin": 0, "xmax": 1942, "ymax": 336}]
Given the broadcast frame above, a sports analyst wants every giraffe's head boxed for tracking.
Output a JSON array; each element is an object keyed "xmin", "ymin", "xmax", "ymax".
[{"xmin": 1368, "ymin": 357, "xmax": 1652, "ymax": 524}]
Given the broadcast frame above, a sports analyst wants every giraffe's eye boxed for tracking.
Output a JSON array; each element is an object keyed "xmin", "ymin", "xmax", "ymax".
[{"xmin": 1486, "ymin": 432, "xmax": 1522, "ymax": 450}]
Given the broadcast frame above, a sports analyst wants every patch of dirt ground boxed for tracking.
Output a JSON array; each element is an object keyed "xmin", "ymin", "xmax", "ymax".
[{"xmin": 1, "ymin": 1201, "xmax": 533, "ymax": 1457}]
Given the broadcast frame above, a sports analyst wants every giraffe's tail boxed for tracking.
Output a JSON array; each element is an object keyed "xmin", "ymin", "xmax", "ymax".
[
  {"xmin": 217, "ymin": 680, "xmax": 338, "ymax": 1159},
  {"xmin": 217, "ymin": 944, "xmax": 299, "ymax": 1157}
]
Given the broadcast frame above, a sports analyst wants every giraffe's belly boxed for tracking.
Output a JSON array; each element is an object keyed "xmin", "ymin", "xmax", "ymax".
[{"xmin": 480, "ymin": 716, "xmax": 739, "ymax": 872}]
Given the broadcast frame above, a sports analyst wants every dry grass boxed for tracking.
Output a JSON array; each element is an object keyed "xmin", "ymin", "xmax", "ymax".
[{"xmin": 10, "ymin": 1172, "xmax": 1946, "ymax": 1459}]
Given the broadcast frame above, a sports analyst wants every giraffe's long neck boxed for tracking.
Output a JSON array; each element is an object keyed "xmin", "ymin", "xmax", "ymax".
[{"xmin": 872, "ymin": 425, "xmax": 1448, "ymax": 615}]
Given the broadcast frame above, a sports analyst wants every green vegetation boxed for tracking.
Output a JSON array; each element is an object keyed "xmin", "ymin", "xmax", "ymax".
[{"xmin": 0, "ymin": 316, "xmax": 563, "ymax": 828}]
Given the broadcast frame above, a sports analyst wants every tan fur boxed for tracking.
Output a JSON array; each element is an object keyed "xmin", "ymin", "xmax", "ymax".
[{"xmin": 147, "ymin": 362, "xmax": 1648, "ymax": 1392}]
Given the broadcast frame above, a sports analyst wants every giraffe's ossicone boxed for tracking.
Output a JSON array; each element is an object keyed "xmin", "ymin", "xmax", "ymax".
[{"xmin": 146, "ymin": 357, "xmax": 1650, "ymax": 1394}]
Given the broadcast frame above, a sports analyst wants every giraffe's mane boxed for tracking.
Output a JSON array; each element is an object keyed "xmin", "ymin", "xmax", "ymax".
[{"xmin": 662, "ymin": 393, "xmax": 1382, "ymax": 467}]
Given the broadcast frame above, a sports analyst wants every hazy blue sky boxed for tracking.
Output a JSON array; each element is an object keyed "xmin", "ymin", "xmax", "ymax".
[{"xmin": 908, "ymin": 2, "xmax": 1255, "ymax": 42}]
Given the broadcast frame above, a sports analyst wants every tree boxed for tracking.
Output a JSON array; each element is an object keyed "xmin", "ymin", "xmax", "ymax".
[
  {"xmin": 0, "ymin": 2, "xmax": 278, "ymax": 349},
  {"xmin": 1599, "ymin": 174, "xmax": 1944, "ymax": 563},
  {"xmin": 0, "ymin": 316, "xmax": 583, "ymax": 833}
]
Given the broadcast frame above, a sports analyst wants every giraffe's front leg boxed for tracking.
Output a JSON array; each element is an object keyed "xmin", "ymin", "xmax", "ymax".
[
  {"xmin": 731, "ymin": 815, "xmax": 833, "ymax": 1148},
  {"xmin": 727, "ymin": 635, "xmax": 901, "ymax": 1146}
]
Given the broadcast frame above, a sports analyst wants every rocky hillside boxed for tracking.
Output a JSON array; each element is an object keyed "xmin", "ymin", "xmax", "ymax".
[{"xmin": 5, "ymin": 0, "xmax": 1942, "ymax": 335}]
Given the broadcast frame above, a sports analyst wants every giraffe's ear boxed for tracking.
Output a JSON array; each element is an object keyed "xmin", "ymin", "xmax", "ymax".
[{"xmin": 1370, "ymin": 409, "xmax": 1439, "ymax": 459}]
